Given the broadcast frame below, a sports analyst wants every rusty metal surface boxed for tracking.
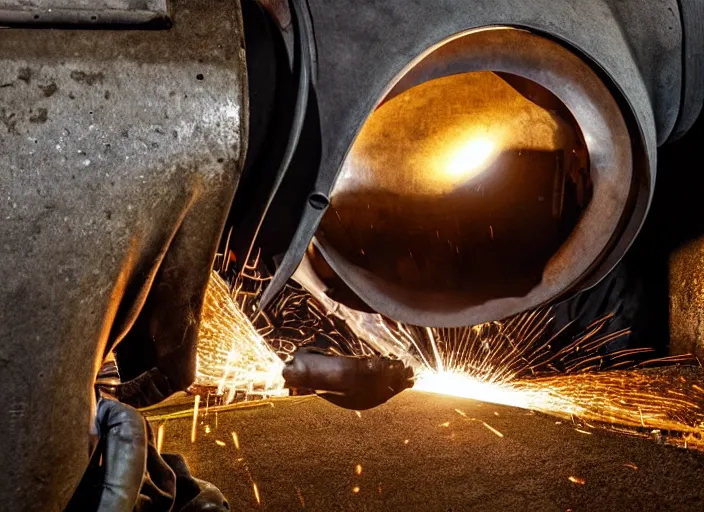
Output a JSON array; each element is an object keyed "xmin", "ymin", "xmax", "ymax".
[
  {"xmin": 315, "ymin": 28, "xmax": 634, "ymax": 328},
  {"xmin": 669, "ymin": 238, "xmax": 704, "ymax": 359},
  {"xmin": 0, "ymin": 0, "xmax": 247, "ymax": 508}
]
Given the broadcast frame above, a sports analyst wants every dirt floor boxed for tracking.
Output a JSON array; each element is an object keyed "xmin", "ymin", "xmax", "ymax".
[{"xmin": 154, "ymin": 390, "xmax": 704, "ymax": 511}]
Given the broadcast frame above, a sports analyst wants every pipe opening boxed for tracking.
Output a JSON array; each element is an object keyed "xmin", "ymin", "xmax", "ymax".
[{"xmin": 318, "ymin": 70, "xmax": 591, "ymax": 305}]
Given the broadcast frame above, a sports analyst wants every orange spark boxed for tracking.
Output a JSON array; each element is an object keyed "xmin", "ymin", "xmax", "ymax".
[
  {"xmin": 481, "ymin": 421, "xmax": 504, "ymax": 438},
  {"xmin": 252, "ymin": 482, "xmax": 261, "ymax": 505},
  {"xmin": 156, "ymin": 423, "xmax": 165, "ymax": 454},
  {"xmin": 191, "ymin": 395, "xmax": 201, "ymax": 443},
  {"xmin": 568, "ymin": 476, "xmax": 586, "ymax": 485},
  {"xmin": 195, "ymin": 272, "xmax": 285, "ymax": 403}
]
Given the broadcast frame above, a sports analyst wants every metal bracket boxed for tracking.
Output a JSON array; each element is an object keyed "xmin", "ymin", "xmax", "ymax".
[{"xmin": 0, "ymin": 0, "xmax": 170, "ymax": 27}]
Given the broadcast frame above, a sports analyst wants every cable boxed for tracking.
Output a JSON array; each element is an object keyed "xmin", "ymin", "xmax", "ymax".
[{"xmin": 239, "ymin": 0, "xmax": 313, "ymax": 276}]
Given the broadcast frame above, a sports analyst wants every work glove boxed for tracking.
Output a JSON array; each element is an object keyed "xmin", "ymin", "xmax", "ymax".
[
  {"xmin": 282, "ymin": 349, "xmax": 414, "ymax": 410},
  {"xmin": 65, "ymin": 397, "xmax": 229, "ymax": 512},
  {"xmin": 65, "ymin": 397, "xmax": 147, "ymax": 512}
]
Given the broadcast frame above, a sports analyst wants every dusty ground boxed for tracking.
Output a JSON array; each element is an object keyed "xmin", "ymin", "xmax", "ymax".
[{"xmin": 155, "ymin": 390, "xmax": 704, "ymax": 511}]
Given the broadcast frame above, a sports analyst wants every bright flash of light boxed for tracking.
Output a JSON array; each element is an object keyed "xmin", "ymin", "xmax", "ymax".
[
  {"xmin": 444, "ymin": 136, "xmax": 496, "ymax": 181},
  {"xmin": 191, "ymin": 251, "xmax": 704, "ymax": 451},
  {"xmin": 196, "ymin": 271, "xmax": 286, "ymax": 403},
  {"xmin": 415, "ymin": 369, "xmax": 704, "ymax": 441},
  {"xmin": 415, "ymin": 371, "xmax": 531, "ymax": 410},
  {"xmin": 409, "ymin": 312, "xmax": 704, "ymax": 450}
]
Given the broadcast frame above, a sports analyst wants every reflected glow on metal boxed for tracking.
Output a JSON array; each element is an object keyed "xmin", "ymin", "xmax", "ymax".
[{"xmin": 443, "ymin": 136, "xmax": 497, "ymax": 181}]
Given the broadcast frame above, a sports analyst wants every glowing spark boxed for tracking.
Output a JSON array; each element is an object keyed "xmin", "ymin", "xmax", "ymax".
[
  {"xmin": 215, "ymin": 440, "xmax": 226, "ymax": 447},
  {"xmin": 568, "ymin": 476, "xmax": 586, "ymax": 485},
  {"xmin": 205, "ymin": 425, "xmax": 211, "ymax": 434},
  {"xmin": 352, "ymin": 486, "xmax": 360, "ymax": 494},
  {"xmin": 624, "ymin": 463, "xmax": 639, "ymax": 471},
  {"xmin": 194, "ymin": 259, "xmax": 704, "ymax": 453},
  {"xmin": 481, "ymin": 422, "xmax": 504, "ymax": 438},
  {"xmin": 455, "ymin": 409, "xmax": 466, "ymax": 417},
  {"xmin": 403, "ymin": 439, "xmax": 409, "ymax": 445},
  {"xmin": 232, "ymin": 431, "xmax": 240, "ymax": 450},
  {"xmin": 355, "ymin": 464, "xmax": 362, "ymax": 476},
  {"xmin": 195, "ymin": 272, "xmax": 285, "ymax": 403},
  {"xmin": 574, "ymin": 429, "xmax": 592, "ymax": 436},
  {"xmin": 156, "ymin": 423, "xmax": 165, "ymax": 454},
  {"xmin": 396, "ymin": 309, "xmax": 704, "ymax": 450},
  {"xmin": 439, "ymin": 421, "xmax": 450, "ymax": 427},
  {"xmin": 416, "ymin": 369, "xmax": 704, "ymax": 449},
  {"xmin": 296, "ymin": 487, "xmax": 305, "ymax": 507},
  {"xmin": 427, "ymin": 327, "xmax": 444, "ymax": 373},
  {"xmin": 191, "ymin": 395, "xmax": 200, "ymax": 444},
  {"xmin": 252, "ymin": 482, "xmax": 261, "ymax": 505}
]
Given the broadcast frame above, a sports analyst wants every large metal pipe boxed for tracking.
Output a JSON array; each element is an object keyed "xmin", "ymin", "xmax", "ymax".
[
  {"xmin": 314, "ymin": 28, "xmax": 637, "ymax": 327},
  {"xmin": 259, "ymin": 0, "xmax": 704, "ymax": 328}
]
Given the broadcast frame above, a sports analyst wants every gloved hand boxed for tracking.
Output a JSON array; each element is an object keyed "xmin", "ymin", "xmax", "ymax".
[
  {"xmin": 94, "ymin": 398, "xmax": 149, "ymax": 512},
  {"xmin": 66, "ymin": 396, "xmax": 230, "ymax": 512},
  {"xmin": 65, "ymin": 397, "xmax": 148, "ymax": 512},
  {"xmin": 282, "ymin": 349, "xmax": 414, "ymax": 410}
]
